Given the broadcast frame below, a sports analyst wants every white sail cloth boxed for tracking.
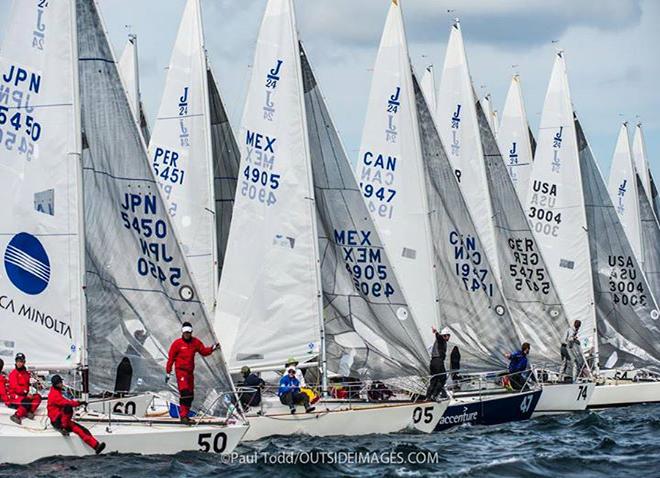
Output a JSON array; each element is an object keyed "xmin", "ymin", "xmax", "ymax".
[
  {"xmin": 0, "ymin": 0, "xmax": 84, "ymax": 369},
  {"xmin": 118, "ymin": 34, "xmax": 150, "ymax": 143}
]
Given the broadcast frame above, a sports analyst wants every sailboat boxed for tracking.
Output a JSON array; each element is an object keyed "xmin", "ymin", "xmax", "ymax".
[
  {"xmin": 118, "ymin": 32, "xmax": 150, "ymax": 143},
  {"xmin": 498, "ymin": 74, "xmax": 536, "ymax": 204},
  {"xmin": 0, "ymin": 0, "xmax": 247, "ymax": 463},
  {"xmin": 214, "ymin": 0, "xmax": 447, "ymax": 441},
  {"xmin": 525, "ymin": 52, "xmax": 660, "ymax": 409},
  {"xmin": 147, "ymin": 0, "xmax": 239, "ymax": 318},
  {"xmin": 433, "ymin": 22, "xmax": 594, "ymax": 413},
  {"xmin": 607, "ymin": 123, "xmax": 660, "ymax": 301}
]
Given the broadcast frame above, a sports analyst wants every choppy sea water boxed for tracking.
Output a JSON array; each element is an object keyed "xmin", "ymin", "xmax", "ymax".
[{"xmin": 2, "ymin": 403, "xmax": 659, "ymax": 478}]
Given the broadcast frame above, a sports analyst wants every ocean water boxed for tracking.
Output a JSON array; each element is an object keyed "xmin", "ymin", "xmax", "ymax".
[{"xmin": 2, "ymin": 403, "xmax": 659, "ymax": 478}]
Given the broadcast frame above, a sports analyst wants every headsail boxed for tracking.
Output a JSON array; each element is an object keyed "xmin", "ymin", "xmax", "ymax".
[
  {"xmin": 498, "ymin": 75, "xmax": 535, "ymax": 204},
  {"xmin": 148, "ymin": 0, "xmax": 217, "ymax": 315},
  {"xmin": 413, "ymin": 74, "xmax": 517, "ymax": 370},
  {"xmin": 118, "ymin": 33, "xmax": 150, "ymax": 143},
  {"xmin": 215, "ymin": 0, "xmax": 322, "ymax": 371},
  {"xmin": 0, "ymin": 0, "xmax": 84, "ymax": 369},
  {"xmin": 576, "ymin": 117, "xmax": 660, "ymax": 371},
  {"xmin": 355, "ymin": 1, "xmax": 440, "ymax": 349},
  {"xmin": 632, "ymin": 124, "xmax": 660, "ymax": 221},
  {"xmin": 479, "ymin": 93, "xmax": 498, "ymax": 138},
  {"xmin": 302, "ymin": 44, "xmax": 427, "ymax": 378},
  {"xmin": 77, "ymin": 0, "xmax": 234, "ymax": 410},
  {"xmin": 436, "ymin": 22, "xmax": 500, "ymax": 279},
  {"xmin": 524, "ymin": 52, "xmax": 596, "ymax": 351},
  {"xmin": 637, "ymin": 174, "xmax": 660, "ymax": 301}
]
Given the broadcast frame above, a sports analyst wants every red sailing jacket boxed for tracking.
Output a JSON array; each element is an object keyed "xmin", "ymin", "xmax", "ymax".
[
  {"xmin": 166, "ymin": 337, "xmax": 214, "ymax": 375},
  {"xmin": 8, "ymin": 367, "xmax": 31, "ymax": 401},
  {"xmin": 47, "ymin": 387, "xmax": 80, "ymax": 422},
  {"xmin": 0, "ymin": 373, "xmax": 8, "ymax": 403}
]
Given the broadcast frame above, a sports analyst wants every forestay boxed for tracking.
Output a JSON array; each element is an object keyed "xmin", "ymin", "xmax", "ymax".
[
  {"xmin": 498, "ymin": 75, "xmax": 535, "ymax": 204},
  {"xmin": 413, "ymin": 74, "xmax": 517, "ymax": 371},
  {"xmin": 436, "ymin": 22, "xmax": 499, "ymax": 279},
  {"xmin": 0, "ymin": 0, "xmax": 84, "ymax": 370},
  {"xmin": 118, "ymin": 33, "xmax": 150, "ymax": 143},
  {"xmin": 524, "ymin": 53, "xmax": 596, "ymax": 351},
  {"xmin": 77, "ymin": 0, "xmax": 233, "ymax": 412},
  {"xmin": 302, "ymin": 44, "xmax": 428, "ymax": 379},
  {"xmin": 148, "ymin": 0, "xmax": 217, "ymax": 315},
  {"xmin": 356, "ymin": 1, "xmax": 440, "ymax": 350},
  {"xmin": 476, "ymin": 100, "xmax": 567, "ymax": 365},
  {"xmin": 576, "ymin": 118, "xmax": 660, "ymax": 372},
  {"xmin": 215, "ymin": 0, "xmax": 322, "ymax": 371},
  {"xmin": 607, "ymin": 123, "xmax": 642, "ymax": 262}
]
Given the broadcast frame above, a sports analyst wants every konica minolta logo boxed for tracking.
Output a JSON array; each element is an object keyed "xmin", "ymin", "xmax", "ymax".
[{"xmin": 4, "ymin": 232, "xmax": 50, "ymax": 295}]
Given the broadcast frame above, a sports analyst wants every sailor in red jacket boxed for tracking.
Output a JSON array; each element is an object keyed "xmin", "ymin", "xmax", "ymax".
[
  {"xmin": 0, "ymin": 358, "xmax": 8, "ymax": 404},
  {"xmin": 47, "ymin": 375, "xmax": 106, "ymax": 454},
  {"xmin": 8, "ymin": 353, "xmax": 42, "ymax": 425},
  {"xmin": 166, "ymin": 322, "xmax": 220, "ymax": 423}
]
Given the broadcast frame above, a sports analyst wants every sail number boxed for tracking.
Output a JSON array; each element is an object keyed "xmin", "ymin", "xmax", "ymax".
[
  {"xmin": 412, "ymin": 406, "xmax": 434, "ymax": 424},
  {"xmin": 506, "ymin": 238, "xmax": 551, "ymax": 295},
  {"xmin": 608, "ymin": 255, "xmax": 648, "ymax": 307},
  {"xmin": 576, "ymin": 385, "xmax": 589, "ymax": 401},
  {"xmin": 0, "ymin": 107, "xmax": 41, "ymax": 159},
  {"xmin": 197, "ymin": 432, "xmax": 227, "ymax": 453}
]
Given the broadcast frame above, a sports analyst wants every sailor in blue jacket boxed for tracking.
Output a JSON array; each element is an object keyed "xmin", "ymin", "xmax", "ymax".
[
  {"xmin": 278, "ymin": 367, "xmax": 315, "ymax": 414},
  {"xmin": 505, "ymin": 342, "xmax": 531, "ymax": 391}
]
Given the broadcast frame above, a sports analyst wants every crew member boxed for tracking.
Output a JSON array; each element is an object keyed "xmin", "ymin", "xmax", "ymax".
[
  {"xmin": 8, "ymin": 353, "xmax": 42, "ymax": 425},
  {"xmin": 278, "ymin": 367, "xmax": 315, "ymax": 414},
  {"xmin": 561, "ymin": 320, "xmax": 582, "ymax": 380},
  {"xmin": 284, "ymin": 357, "xmax": 306, "ymax": 386},
  {"xmin": 426, "ymin": 326, "xmax": 450, "ymax": 400},
  {"xmin": 0, "ymin": 359, "xmax": 8, "ymax": 404},
  {"xmin": 47, "ymin": 375, "xmax": 106, "ymax": 454},
  {"xmin": 505, "ymin": 343, "xmax": 531, "ymax": 391},
  {"xmin": 238, "ymin": 366, "xmax": 265, "ymax": 410},
  {"xmin": 166, "ymin": 322, "xmax": 220, "ymax": 423}
]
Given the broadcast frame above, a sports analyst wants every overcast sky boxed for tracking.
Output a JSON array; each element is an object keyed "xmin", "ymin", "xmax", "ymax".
[{"xmin": 1, "ymin": 0, "xmax": 657, "ymax": 179}]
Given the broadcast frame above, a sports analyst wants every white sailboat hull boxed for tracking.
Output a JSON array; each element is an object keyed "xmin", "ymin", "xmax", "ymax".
[
  {"xmin": 588, "ymin": 380, "xmax": 660, "ymax": 409},
  {"xmin": 0, "ymin": 405, "xmax": 247, "ymax": 465},
  {"xmin": 533, "ymin": 382, "xmax": 595, "ymax": 415},
  {"xmin": 242, "ymin": 399, "xmax": 447, "ymax": 441},
  {"xmin": 87, "ymin": 393, "xmax": 155, "ymax": 417}
]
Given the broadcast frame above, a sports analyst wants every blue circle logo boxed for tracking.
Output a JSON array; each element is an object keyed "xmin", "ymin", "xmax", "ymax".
[{"xmin": 4, "ymin": 232, "xmax": 50, "ymax": 295}]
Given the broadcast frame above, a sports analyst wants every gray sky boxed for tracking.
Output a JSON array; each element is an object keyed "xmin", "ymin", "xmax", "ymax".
[{"xmin": 1, "ymin": 0, "xmax": 658, "ymax": 179}]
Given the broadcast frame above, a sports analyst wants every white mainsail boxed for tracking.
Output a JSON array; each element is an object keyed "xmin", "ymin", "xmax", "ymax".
[
  {"xmin": 118, "ymin": 33, "xmax": 150, "ymax": 143},
  {"xmin": 632, "ymin": 123, "xmax": 660, "ymax": 222},
  {"xmin": 215, "ymin": 0, "xmax": 322, "ymax": 371},
  {"xmin": 498, "ymin": 75, "xmax": 535, "ymax": 204},
  {"xmin": 356, "ymin": 1, "xmax": 440, "ymax": 348},
  {"xmin": 480, "ymin": 93, "xmax": 498, "ymax": 138},
  {"xmin": 420, "ymin": 64, "xmax": 436, "ymax": 113},
  {"xmin": 436, "ymin": 22, "xmax": 500, "ymax": 279},
  {"xmin": 148, "ymin": 0, "xmax": 217, "ymax": 315},
  {"xmin": 525, "ymin": 52, "xmax": 596, "ymax": 350},
  {"xmin": 607, "ymin": 123, "xmax": 642, "ymax": 261},
  {"xmin": 0, "ymin": 0, "xmax": 84, "ymax": 369}
]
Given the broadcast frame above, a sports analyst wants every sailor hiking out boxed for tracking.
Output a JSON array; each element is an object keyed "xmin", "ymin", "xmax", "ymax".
[
  {"xmin": 427, "ymin": 327, "xmax": 451, "ymax": 400},
  {"xmin": 7, "ymin": 353, "xmax": 42, "ymax": 425},
  {"xmin": 47, "ymin": 375, "xmax": 106, "ymax": 454},
  {"xmin": 166, "ymin": 322, "xmax": 220, "ymax": 423},
  {"xmin": 505, "ymin": 343, "xmax": 531, "ymax": 391},
  {"xmin": 238, "ymin": 366, "xmax": 265, "ymax": 410},
  {"xmin": 0, "ymin": 359, "xmax": 8, "ymax": 404},
  {"xmin": 278, "ymin": 367, "xmax": 316, "ymax": 414}
]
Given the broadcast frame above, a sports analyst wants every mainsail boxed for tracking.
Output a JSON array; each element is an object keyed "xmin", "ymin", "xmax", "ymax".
[
  {"xmin": 498, "ymin": 75, "xmax": 535, "ymax": 204},
  {"xmin": 148, "ymin": 0, "xmax": 219, "ymax": 315},
  {"xmin": 355, "ymin": 1, "xmax": 440, "ymax": 349},
  {"xmin": 607, "ymin": 123, "xmax": 642, "ymax": 262},
  {"xmin": 436, "ymin": 22, "xmax": 499, "ymax": 279},
  {"xmin": 524, "ymin": 52, "xmax": 596, "ymax": 351},
  {"xmin": 413, "ymin": 74, "xmax": 517, "ymax": 370},
  {"xmin": 215, "ymin": 0, "xmax": 323, "ymax": 371},
  {"xmin": 118, "ymin": 33, "xmax": 150, "ymax": 143},
  {"xmin": 479, "ymin": 93, "xmax": 498, "ymax": 138},
  {"xmin": 77, "ymin": 0, "xmax": 233, "ymax": 409},
  {"xmin": 632, "ymin": 123, "xmax": 660, "ymax": 221},
  {"xmin": 576, "ymin": 117, "xmax": 660, "ymax": 371},
  {"xmin": 0, "ymin": 0, "xmax": 84, "ymax": 370},
  {"xmin": 420, "ymin": 65, "xmax": 437, "ymax": 113},
  {"xmin": 302, "ymin": 45, "xmax": 427, "ymax": 378}
]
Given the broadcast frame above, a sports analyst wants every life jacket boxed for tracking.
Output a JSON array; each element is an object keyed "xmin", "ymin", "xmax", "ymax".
[
  {"xmin": 47, "ymin": 387, "xmax": 80, "ymax": 423},
  {"xmin": 8, "ymin": 367, "xmax": 31, "ymax": 401},
  {"xmin": 166, "ymin": 337, "xmax": 214, "ymax": 374}
]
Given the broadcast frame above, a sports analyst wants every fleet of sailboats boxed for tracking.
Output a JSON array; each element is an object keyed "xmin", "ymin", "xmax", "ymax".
[{"xmin": 0, "ymin": 0, "xmax": 658, "ymax": 465}]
